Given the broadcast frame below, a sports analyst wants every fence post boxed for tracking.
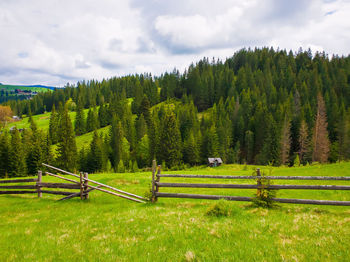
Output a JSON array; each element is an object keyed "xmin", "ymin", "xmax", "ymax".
[
  {"xmin": 257, "ymin": 168, "xmax": 261, "ymax": 197},
  {"xmin": 80, "ymin": 172, "xmax": 84, "ymax": 200},
  {"xmin": 155, "ymin": 165, "xmax": 161, "ymax": 202},
  {"xmin": 151, "ymin": 160, "xmax": 156, "ymax": 202},
  {"xmin": 37, "ymin": 170, "xmax": 42, "ymax": 198},
  {"xmin": 84, "ymin": 172, "xmax": 88, "ymax": 200}
]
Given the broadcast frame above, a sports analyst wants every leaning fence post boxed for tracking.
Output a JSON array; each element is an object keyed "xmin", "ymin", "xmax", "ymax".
[
  {"xmin": 257, "ymin": 168, "xmax": 261, "ymax": 197},
  {"xmin": 80, "ymin": 172, "xmax": 84, "ymax": 200},
  {"xmin": 37, "ymin": 170, "xmax": 42, "ymax": 198},
  {"xmin": 151, "ymin": 160, "xmax": 156, "ymax": 202},
  {"xmin": 155, "ymin": 165, "xmax": 161, "ymax": 202},
  {"xmin": 84, "ymin": 172, "xmax": 89, "ymax": 200}
]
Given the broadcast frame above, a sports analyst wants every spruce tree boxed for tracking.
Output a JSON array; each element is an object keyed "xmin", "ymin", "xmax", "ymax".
[
  {"xmin": 110, "ymin": 116, "xmax": 124, "ymax": 170},
  {"xmin": 299, "ymin": 120, "xmax": 311, "ymax": 164},
  {"xmin": 183, "ymin": 132, "xmax": 199, "ymax": 166},
  {"xmin": 8, "ymin": 128, "xmax": 26, "ymax": 177},
  {"xmin": 0, "ymin": 131, "xmax": 10, "ymax": 178},
  {"xmin": 49, "ymin": 104, "xmax": 59, "ymax": 144},
  {"xmin": 56, "ymin": 104, "xmax": 77, "ymax": 171},
  {"xmin": 280, "ymin": 117, "xmax": 291, "ymax": 165},
  {"xmin": 74, "ymin": 103, "xmax": 86, "ymax": 136},
  {"xmin": 87, "ymin": 130, "xmax": 104, "ymax": 173},
  {"xmin": 312, "ymin": 93, "xmax": 330, "ymax": 163},
  {"xmin": 159, "ymin": 110, "xmax": 182, "ymax": 168}
]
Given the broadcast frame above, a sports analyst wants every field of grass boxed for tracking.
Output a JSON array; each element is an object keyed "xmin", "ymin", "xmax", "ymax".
[{"xmin": 1, "ymin": 162, "xmax": 350, "ymax": 261}]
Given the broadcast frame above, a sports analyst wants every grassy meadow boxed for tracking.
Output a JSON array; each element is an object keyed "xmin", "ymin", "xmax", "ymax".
[{"xmin": 1, "ymin": 162, "xmax": 350, "ymax": 261}]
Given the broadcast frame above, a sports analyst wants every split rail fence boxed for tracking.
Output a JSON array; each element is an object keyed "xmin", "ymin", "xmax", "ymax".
[
  {"xmin": 0, "ymin": 170, "xmax": 91, "ymax": 201},
  {"xmin": 0, "ymin": 164, "xmax": 146, "ymax": 203},
  {"xmin": 151, "ymin": 160, "xmax": 350, "ymax": 206}
]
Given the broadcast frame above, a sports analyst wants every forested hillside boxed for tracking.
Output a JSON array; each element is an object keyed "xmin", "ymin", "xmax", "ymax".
[{"xmin": 1, "ymin": 48, "xmax": 350, "ymax": 177}]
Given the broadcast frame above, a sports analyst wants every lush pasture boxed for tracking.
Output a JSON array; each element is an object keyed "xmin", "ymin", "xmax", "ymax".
[{"xmin": 1, "ymin": 163, "xmax": 350, "ymax": 261}]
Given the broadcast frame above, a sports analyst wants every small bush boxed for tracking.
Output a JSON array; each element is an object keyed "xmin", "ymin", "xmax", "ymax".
[
  {"xmin": 252, "ymin": 171, "xmax": 278, "ymax": 208},
  {"xmin": 206, "ymin": 199, "xmax": 230, "ymax": 217}
]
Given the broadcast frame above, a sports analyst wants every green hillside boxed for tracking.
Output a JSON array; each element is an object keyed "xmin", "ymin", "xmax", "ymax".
[
  {"xmin": 6, "ymin": 108, "xmax": 105, "ymax": 152},
  {"xmin": 0, "ymin": 84, "xmax": 53, "ymax": 92}
]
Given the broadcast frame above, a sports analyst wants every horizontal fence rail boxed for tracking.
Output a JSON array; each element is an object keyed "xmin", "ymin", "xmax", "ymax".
[
  {"xmin": 158, "ymin": 174, "xmax": 350, "ymax": 181},
  {"xmin": 151, "ymin": 161, "xmax": 350, "ymax": 206},
  {"xmin": 155, "ymin": 182, "xmax": 350, "ymax": 190}
]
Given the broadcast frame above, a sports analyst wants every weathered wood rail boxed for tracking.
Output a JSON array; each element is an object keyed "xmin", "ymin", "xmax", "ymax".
[
  {"xmin": 151, "ymin": 160, "xmax": 350, "ymax": 206},
  {"xmin": 43, "ymin": 163, "xmax": 146, "ymax": 203},
  {"xmin": 0, "ymin": 170, "xmax": 89, "ymax": 200}
]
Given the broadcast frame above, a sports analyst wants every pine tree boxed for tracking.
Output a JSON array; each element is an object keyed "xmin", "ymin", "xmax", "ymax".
[
  {"xmin": 49, "ymin": 104, "xmax": 59, "ymax": 144},
  {"xmin": 312, "ymin": 93, "xmax": 330, "ymax": 163},
  {"xmin": 56, "ymin": 104, "xmax": 77, "ymax": 171},
  {"xmin": 158, "ymin": 110, "xmax": 182, "ymax": 168},
  {"xmin": 8, "ymin": 128, "xmax": 26, "ymax": 177},
  {"xmin": 183, "ymin": 132, "xmax": 199, "ymax": 166},
  {"xmin": 299, "ymin": 120, "xmax": 311, "ymax": 164},
  {"xmin": 280, "ymin": 117, "xmax": 291, "ymax": 165},
  {"xmin": 74, "ymin": 103, "xmax": 86, "ymax": 136},
  {"xmin": 26, "ymin": 130, "xmax": 43, "ymax": 175},
  {"xmin": 110, "ymin": 116, "xmax": 124, "ymax": 170},
  {"xmin": 137, "ymin": 134, "xmax": 150, "ymax": 167},
  {"xmin": 86, "ymin": 108, "xmax": 98, "ymax": 132},
  {"xmin": 0, "ymin": 131, "xmax": 10, "ymax": 178},
  {"xmin": 87, "ymin": 130, "xmax": 104, "ymax": 173}
]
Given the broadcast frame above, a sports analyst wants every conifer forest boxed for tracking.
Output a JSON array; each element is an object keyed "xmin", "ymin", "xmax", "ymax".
[{"xmin": 1, "ymin": 48, "xmax": 350, "ymax": 177}]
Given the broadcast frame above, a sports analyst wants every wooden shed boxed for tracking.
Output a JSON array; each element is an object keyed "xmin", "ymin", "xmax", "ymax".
[{"xmin": 207, "ymin": 158, "xmax": 223, "ymax": 167}]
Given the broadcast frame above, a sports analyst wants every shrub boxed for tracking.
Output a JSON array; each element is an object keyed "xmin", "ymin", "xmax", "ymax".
[
  {"xmin": 252, "ymin": 173, "xmax": 278, "ymax": 208},
  {"xmin": 206, "ymin": 199, "xmax": 230, "ymax": 217}
]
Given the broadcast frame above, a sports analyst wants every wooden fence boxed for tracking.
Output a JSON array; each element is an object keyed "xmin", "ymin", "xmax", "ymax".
[
  {"xmin": 1, "ymin": 164, "xmax": 147, "ymax": 203},
  {"xmin": 0, "ymin": 171, "xmax": 93, "ymax": 201},
  {"xmin": 151, "ymin": 160, "xmax": 350, "ymax": 206}
]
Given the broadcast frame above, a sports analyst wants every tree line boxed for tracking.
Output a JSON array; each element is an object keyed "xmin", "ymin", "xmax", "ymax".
[{"xmin": 1, "ymin": 47, "xmax": 350, "ymax": 177}]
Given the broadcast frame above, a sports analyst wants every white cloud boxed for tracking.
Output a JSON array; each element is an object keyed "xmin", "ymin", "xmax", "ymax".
[{"xmin": 0, "ymin": 0, "xmax": 349, "ymax": 86}]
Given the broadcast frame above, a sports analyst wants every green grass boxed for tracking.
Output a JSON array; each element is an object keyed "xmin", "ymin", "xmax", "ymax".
[
  {"xmin": 1, "ymin": 162, "xmax": 350, "ymax": 261},
  {"xmin": 7, "ymin": 109, "xmax": 92, "ymax": 131}
]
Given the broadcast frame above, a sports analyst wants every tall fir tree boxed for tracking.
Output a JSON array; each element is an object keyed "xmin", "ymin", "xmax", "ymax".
[
  {"xmin": 0, "ymin": 131, "xmax": 10, "ymax": 178},
  {"xmin": 280, "ymin": 117, "xmax": 291, "ymax": 165},
  {"xmin": 8, "ymin": 128, "xmax": 27, "ymax": 177},
  {"xmin": 74, "ymin": 103, "xmax": 86, "ymax": 136},
  {"xmin": 56, "ymin": 104, "xmax": 77, "ymax": 171},
  {"xmin": 158, "ymin": 110, "xmax": 182, "ymax": 168},
  {"xmin": 312, "ymin": 93, "xmax": 330, "ymax": 163},
  {"xmin": 49, "ymin": 104, "xmax": 59, "ymax": 144}
]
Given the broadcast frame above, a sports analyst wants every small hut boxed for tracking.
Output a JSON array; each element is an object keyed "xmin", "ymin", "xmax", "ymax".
[{"xmin": 207, "ymin": 158, "xmax": 223, "ymax": 167}]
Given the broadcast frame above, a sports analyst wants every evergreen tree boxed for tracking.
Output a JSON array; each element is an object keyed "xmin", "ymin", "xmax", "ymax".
[
  {"xmin": 86, "ymin": 108, "xmax": 99, "ymax": 132},
  {"xmin": 49, "ymin": 104, "xmax": 59, "ymax": 144},
  {"xmin": 87, "ymin": 130, "xmax": 104, "ymax": 173},
  {"xmin": 0, "ymin": 131, "xmax": 10, "ymax": 178},
  {"xmin": 312, "ymin": 93, "xmax": 330, "ymax": 163},
  {"xmin": 8, "ymin": 128, "xmax": 26, "ymax": 177},
  {"xmin": 183, "ymin": 132, "xmax": 200, "ymax": 166},
  {"xmin": 26, "ymin": 130, "xmax": 43, "ymax": 175},
  {"xmin": 299, "ymin": 120, "xmax": 311, "ymax": 164},
  {"xmin": 158, "ymin": 110, "xmax": 182, "ymax": 168},
  {"xmin": 56, "ymin": 104, "xmax": 77, "ymax": 171},
  {"xmin": 74, "ymin": 103, "xmax": 86, "ymax": 135},
  {"xmin": 110, "ymin": 116, "xmax": 124, "ymax": 170},
  {"xmin": 280, "ymin": 117, "xmax": 291, "ymax": 165}
]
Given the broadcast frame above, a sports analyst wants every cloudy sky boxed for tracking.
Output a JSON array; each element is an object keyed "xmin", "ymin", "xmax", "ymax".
[{"xmin": 0, "ymin": 0, "xmax": 349, "ymax": 86}]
